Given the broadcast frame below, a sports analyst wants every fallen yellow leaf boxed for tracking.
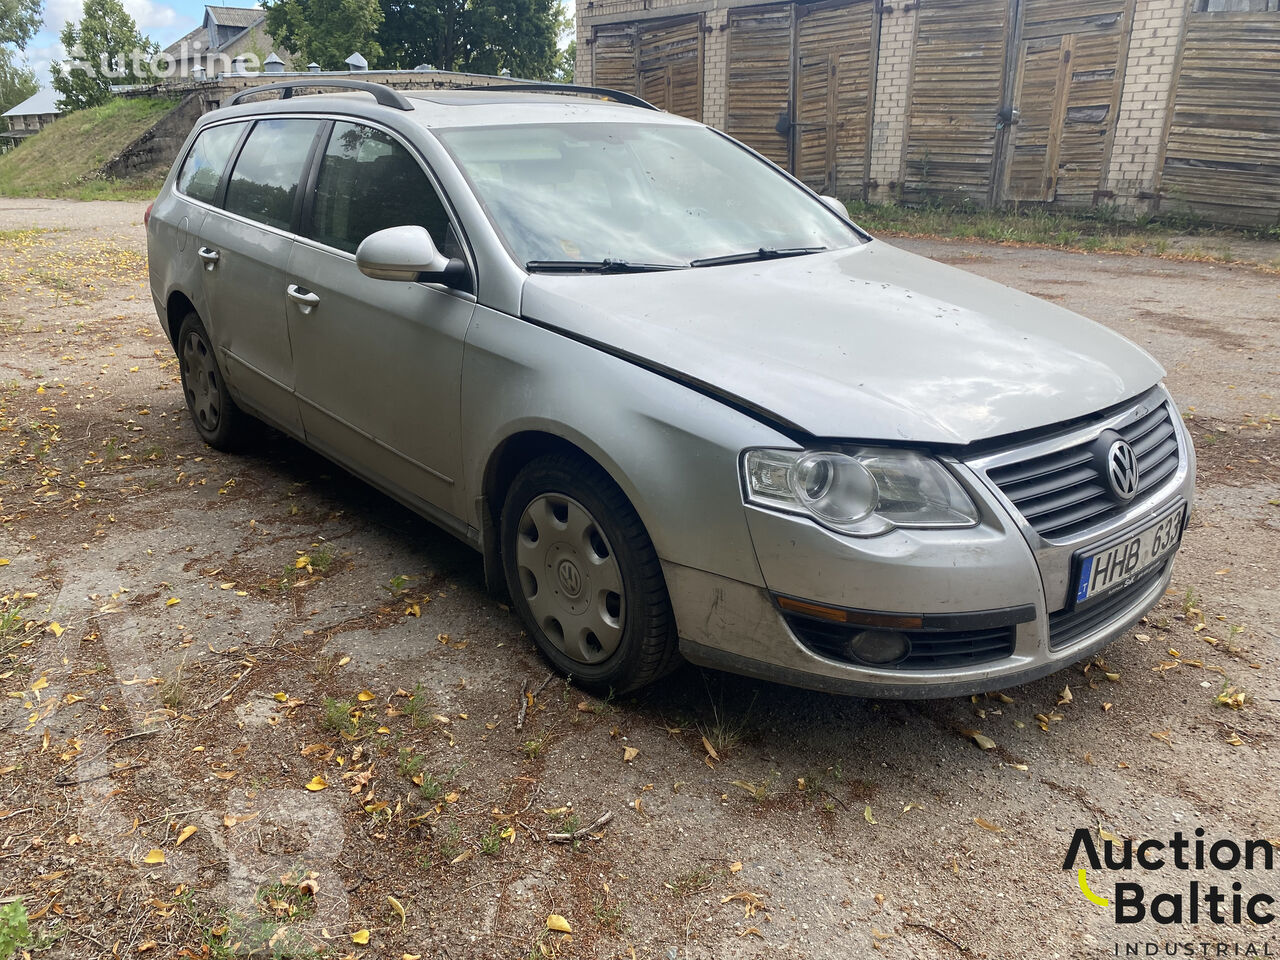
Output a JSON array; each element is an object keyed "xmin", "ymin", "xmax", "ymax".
[
  {"xmin": 351, "ymin": 930, "xmax": 370, "ymax": 945},
  {"xmin": 388, "ymin": 895, "xmax": 406, "ymax": 928},
  {"xmin": 356, "ymin": 690, "xmax": 376, "ymax": 702},
  {"xmin": 864, "ymin": 805, "xmax": 877, "ymax": 825},
  {"xmin": 175, "ymin": 825, "xmax": 197, "ymax": 847},
  {"xmin": 974, "ymin": 817, "xmax": 1004, "ymax": 833},
  {"xmin": 623, "ymin": 747, "xmax": 639, "ymax": 763},
  {"xmin": 47, "ymin": 622, "xmax": 64, "ymax": 638},
  {"xmin": 142, "ymin": 848, "xmax": 165, "ymax": 864},
  {"xmin": 305, "ymin": 776, "xmax": 328, "ymax": 791},
  {"xmin": 546, "ymin": 914, "xmax": 572, "ymax": 934}
]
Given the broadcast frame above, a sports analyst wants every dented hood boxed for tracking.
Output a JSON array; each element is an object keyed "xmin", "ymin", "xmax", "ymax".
[{"xmin": 519, "ymin": 241, "xmax": 1164, "ymax": 445}]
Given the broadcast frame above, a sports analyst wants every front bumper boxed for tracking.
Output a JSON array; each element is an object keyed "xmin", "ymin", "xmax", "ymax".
[{"xmin": 669, "ymin": 387, "xmax": 1195, "ymax": 698}]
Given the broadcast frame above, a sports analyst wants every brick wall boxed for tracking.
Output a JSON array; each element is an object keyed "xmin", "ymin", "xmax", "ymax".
[
  {"xmin": 1105, "ymin": 0, "xmax": 1189, "ymax": 216},
  {"xmin": 702, "ymin": 9, "xmax": 729, "ymax": 129},
  {"xmin": 868, "ymin": 3, "xmax": 916, "ymax": 202}
]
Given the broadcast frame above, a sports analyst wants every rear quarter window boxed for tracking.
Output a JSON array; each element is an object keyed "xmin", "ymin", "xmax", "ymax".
[{"xmin": 176, "ymin": 123, "xmax": 242, "ymax": 204}]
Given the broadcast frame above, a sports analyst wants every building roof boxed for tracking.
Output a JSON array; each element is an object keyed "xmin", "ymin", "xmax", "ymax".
[
  {"xmin": 163, "ymin": 23, "xmax": 205, "ymax": 56},
  {"xmin": 2, "ymin": 88, "xmax": 60, "ymax": 118},
  {"xmin": 205, "ymin": 5, "xmax": 264, "ymax": 28},
  {"xmin": 163, "ymin": 4, "xmax": 266, "ymax": 58}
]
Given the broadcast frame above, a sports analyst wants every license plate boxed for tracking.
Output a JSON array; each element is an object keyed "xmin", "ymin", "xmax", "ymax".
[{"xmin": 1074, "ymin": 505, "xmax": 1185, "ymax": 607}]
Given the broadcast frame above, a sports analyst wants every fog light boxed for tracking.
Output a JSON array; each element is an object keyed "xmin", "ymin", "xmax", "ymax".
[{"xmin": 847, "ymin": 629, "xmax": 910, "ymax": 665}]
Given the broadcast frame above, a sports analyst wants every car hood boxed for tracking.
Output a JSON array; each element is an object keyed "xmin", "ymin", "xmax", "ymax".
[{"xmin": 519, "ymin": 240, "xmax": 1164, "ymax": 446}]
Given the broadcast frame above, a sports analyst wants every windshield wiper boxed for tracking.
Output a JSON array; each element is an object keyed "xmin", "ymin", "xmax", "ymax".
[
  {"xmin": 689, "ymin": 246, "xmax": 828, "ymax": 268},
  {"xmin": 525, "ymin": 259, "xmax": 687, "ymax": 274}
]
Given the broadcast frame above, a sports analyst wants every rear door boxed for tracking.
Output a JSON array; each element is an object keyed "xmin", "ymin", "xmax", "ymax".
[
  {"xmin": 197, "ymin": 117, "xmax": 324, "ymax": 435},
  {"xmin": 286, "ymin": 120, "xmax": 476, "ymax": 516}
]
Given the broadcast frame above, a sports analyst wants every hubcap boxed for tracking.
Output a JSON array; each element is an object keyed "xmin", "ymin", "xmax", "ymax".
[
  {"xmin": 515, "ymin": 493, "xmax": 624, "ymax": 665},
  {"xmin": 181, "ymin": 331, "xmax": 220, "ymax": 432}
]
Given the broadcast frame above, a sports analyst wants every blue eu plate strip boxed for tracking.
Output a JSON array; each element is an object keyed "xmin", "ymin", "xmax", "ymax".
[{"xmin": 1076, "ymin": 557, "xmax": 1094, "ymax": 603}]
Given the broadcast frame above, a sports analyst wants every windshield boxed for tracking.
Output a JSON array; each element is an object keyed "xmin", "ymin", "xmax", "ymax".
[{"xmin": 434, "ymin": 122, "xmax": 862, "ymax": 269}]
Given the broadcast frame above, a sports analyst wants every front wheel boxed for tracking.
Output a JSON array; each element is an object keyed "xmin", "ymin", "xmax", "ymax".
[
  {"xmin": 501, "ymin": 454, "xmax": 679, "ymax": 694},
  {"xmin": 176, "ymin": 311, "xmax": 248, "ymax": 451}
]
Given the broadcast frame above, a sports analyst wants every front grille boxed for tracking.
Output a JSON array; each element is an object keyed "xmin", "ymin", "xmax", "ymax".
[
  {"xmin": 784, "ymin": 615, "xmax": 1015, "ymax": 670},
  {"xmin": 986, "ymin": 402, "xmax": 1181, "ymax": 540},
  {"xmin": 1047, "ymin": 561, "xmax": 1169, "ymax": 651}
]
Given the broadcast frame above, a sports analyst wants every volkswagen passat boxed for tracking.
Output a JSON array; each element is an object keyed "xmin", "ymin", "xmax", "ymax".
[{"xmin": 145, "ymin": 79, "xmax": 1194, "ymax": 697}]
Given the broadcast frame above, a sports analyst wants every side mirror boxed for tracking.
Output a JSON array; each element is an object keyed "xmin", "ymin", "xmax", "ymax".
[
  {"xmin": 356, "ymin": 225, "xmax": 466, "ymax": 287},
  {"xmin": 818, "ymin": 195, "xmax": 848, "ymax": 219}
]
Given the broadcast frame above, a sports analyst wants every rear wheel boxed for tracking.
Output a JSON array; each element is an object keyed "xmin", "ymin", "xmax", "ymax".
[
  {"xmin": 501, "ymin": 454, "xmax": 679, "ymax": 694},
  {"xmin": 176, "ymin": 311, "xmax": 248, "ymax": 451}
]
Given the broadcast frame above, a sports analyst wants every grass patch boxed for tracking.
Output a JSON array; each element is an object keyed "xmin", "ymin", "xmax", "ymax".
[
  {"xmin": 845, "ymin": 200, "xmax": 1280, "ymax": 269},
  {"xmin": 0, "ymin": 96, "xmax": 176, "ymax": 199},
  {"xmin": 320, "ymin": 697, "xmax": 358, "ymax": 737}
]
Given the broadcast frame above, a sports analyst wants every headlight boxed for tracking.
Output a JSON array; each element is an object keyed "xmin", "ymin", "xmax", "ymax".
[{"xmin": 742, "ymin": 448, "xmax": 980, "ymax": 536}]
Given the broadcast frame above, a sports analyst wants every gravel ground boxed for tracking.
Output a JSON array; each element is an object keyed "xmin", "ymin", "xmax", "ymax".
[{"xmin": 0, "ymin": 199, "xmax": 1276, "ymax": 960}]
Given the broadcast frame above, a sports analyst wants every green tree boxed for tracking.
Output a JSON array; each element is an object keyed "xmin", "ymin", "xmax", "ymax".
[
  {"xmin": 552, "ymin": 37, "xmax": 574, "ymax": 84},
  {"xmin": 0, "ymin": 46, "xmax": 38, "ymax": 115},
  {"xmin": 1, "ymin": 0, "xmax": 42, "ymax": 47},
  {"xmin": 264, "ymin": 0, "xmax": 383, "ymax": 70},
  {"xmin": 374, "ymin": 0, "xmax": 563, "ymax": 78},
  {"xmin": 52, "ymin": 0, "xmax": 158, "ymax": 111}
]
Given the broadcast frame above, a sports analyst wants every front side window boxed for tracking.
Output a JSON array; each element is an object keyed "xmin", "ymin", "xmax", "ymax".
[
  {"xmin": 176, "ymin": 122, "xmax": 242, "ymax": 204},
  {"xmin": 435, "ymin": 121, "xmax": 861, "ymax": 268},
  {"xmin": 223, "ymin": 118, "xmax": 322, "ymax": 231},
  {"xmin": 309, "ymin": 121, "xmax": 453, "ymax": 255}
]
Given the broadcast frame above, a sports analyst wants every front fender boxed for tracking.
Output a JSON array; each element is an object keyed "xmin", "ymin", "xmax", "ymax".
[{"xmin": 460, "ymin": 306, "xmax": 790, "ymax": 587}]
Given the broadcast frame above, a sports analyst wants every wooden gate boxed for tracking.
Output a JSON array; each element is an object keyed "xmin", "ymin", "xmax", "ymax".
[
  {"xmin": 792, "ymin": 0, "xmax": 878, "ymax": 195},
  {"xmin": 1158, "ymin": 10, "xmax": 1280, "ymax": 227},
  {"xmin": 1003, "ymin": 0, "xmax": 1135, "ymax": 205},
  {"xmin": 592, "ymin": 23, "xmax": 637, "ymax": 93},
  {"xmin": 638, "ymin": 16, "xmax": 704, "ymax": 121},
  {"xmin": 904, "ymin": 0, "xmax": 1014, "ymax": 204},
  {"xmin": 726, "ymin": 4, "xmax": 795, "ymax": 167},
  {"xmin": 724, "ymin": 0, "xmax": 877, "ymax": 196}
]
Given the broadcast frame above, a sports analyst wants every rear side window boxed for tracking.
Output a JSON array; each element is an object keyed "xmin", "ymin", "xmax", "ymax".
[
  {"xmin": 224, "ymin": 118, "xmax": 323, "ymax": 231},
  {"xmin": 176, "ymin": 123, "xmax": 242, "ymax": 204},
  {"xmin": 309, "ymin": 121, "xmax": 453, "ymax": 255}
]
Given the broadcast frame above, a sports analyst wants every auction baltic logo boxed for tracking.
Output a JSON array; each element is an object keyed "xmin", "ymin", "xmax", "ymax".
[{"xmin": 1064, "ymin": 827, "xmax": 1277, "ymax": 956}]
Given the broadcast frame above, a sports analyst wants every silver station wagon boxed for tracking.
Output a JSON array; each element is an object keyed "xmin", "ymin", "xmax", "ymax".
[{"xmin": 146, "ymin": 78, "xmax": 1195, "ymax": 698}]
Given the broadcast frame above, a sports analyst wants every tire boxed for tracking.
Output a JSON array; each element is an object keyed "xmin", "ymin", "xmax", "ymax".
[
  {"xmin": 501, "ymin": 453, "xmax": 679, "ymax": 694},
  {"xmin": 176, "ymin": 311, "xmax": 249, "ymax": 451}
]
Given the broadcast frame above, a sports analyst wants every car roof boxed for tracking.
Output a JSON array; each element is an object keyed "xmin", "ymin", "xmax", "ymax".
[{"xmin": 205, "ymin": 87, "xmax": 699, "ymax": 130}]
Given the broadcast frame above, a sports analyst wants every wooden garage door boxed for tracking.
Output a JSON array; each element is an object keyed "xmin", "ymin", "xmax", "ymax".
[
  {"xmin": 904, "ymin": 0, "xmax": 1013, "ymax": 203},
  {"xmin": 1004, "ymin": 0, "xmax": 1134, "ymax": 205},
  {"xmin": 1159, "ymin": 11, "xmax": 1280, "ymax": 227},
  {"xmin": 638, "ymin": 16, "xmax": 704, "ymax": 121},
  {"xmin": 726, "ymin": 4, "xmax": 794, "ymax": 167},
  {"xmin": 793, "ymin": 0, "xmax": 877, "ymax": 196},
  {"xmin": 593, "ymin": 23, "xmax": 637, "ymax": 93}
]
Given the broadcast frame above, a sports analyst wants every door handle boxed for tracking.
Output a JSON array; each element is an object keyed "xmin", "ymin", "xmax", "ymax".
[
  {"xmin": 287, "ymin": 284, "xmax": 320, "ymax": 313},
  {"xmin": 198, "ymin": 247, "xmax": 220, "ymax": 270}
]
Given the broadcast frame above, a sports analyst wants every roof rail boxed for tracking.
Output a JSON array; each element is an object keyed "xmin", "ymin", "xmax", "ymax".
[
  {"xmin": 488, "ymin": 82, "xmax": 659, "ymax": 111},
  {"xmin": 229, "ymin": 78, "xmax": 414, "ymax": 111}
]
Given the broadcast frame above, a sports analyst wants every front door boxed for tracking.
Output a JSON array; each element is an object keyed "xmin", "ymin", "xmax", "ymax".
[
  {"xmin": 198, "ymin": 117, "xmax": 324, "ymax": 436},
  {"xmin": 287, "ymin": 121, "xmax": 476, "ymax": 516}
]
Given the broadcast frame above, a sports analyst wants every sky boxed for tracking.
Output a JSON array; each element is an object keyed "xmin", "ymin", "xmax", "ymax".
[
  {"xmin": 19, "ymin": 0, "xmax": 576, "ymax": 88},
  {"xmin": 22, "ymin": 0, "xmax": 202, "ymax": 86}
]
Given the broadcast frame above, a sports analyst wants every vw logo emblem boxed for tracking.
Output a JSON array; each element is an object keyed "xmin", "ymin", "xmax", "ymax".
[
  {"xmin": 1106, "ymin": 440, "xmax": 1140, "ymax": 501},
  {"xmin": 557, "ymin": 558, "xmax": 583, "ymax": 598}
]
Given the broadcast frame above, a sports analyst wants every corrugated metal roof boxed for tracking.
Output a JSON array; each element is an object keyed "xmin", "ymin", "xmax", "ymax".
[
  {"xmin": 2, "ymin": 88, "xmax": 60, "ymax": 118},
  {"xmin": 205, "ymin": 5, "xmax": 264, "ymax": 28}
]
